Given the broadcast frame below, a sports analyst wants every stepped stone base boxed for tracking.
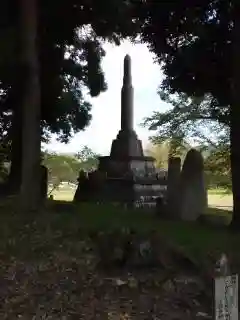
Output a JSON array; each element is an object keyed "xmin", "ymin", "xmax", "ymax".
[
  {"xmin": 98, "ymin": 176, "xmax": 166, "ymax": 208},
  {"xmin": 110, "ymin": 129, "xmax": 144, "ymax": 158}
]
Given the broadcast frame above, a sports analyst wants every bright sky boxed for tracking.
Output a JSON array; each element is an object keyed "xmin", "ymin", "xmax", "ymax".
[{"xmin": 45, "ymin": 40, "xmax": 170, "ymax": 155}]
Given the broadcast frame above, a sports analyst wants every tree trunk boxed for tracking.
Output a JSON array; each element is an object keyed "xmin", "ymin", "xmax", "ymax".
[
  {"xmin": 19, "ymin": 0, "xmax": 41, "ymax": 211},
  {"xmin": 229, "ymin": 109, "xmax": 240, "ymax": 229},
  {"xmin": 8, "ymin": 104, "xmax": 22, "ymax": 194},
  {"xmin": 230, "ymin": 3, "xmax": 240, "ymax": 229}
]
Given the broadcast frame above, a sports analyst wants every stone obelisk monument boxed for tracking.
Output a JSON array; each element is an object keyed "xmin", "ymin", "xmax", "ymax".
[
  {"xmin": 84, "ymin": 54, "xmax": 165, "ymax": 206},
  {"xmin": 110, "ymin": 54, "xmax": 144, "ymax": 158}
]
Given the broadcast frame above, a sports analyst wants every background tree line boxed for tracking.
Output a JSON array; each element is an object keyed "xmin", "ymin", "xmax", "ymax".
[
  {"xmin": 1, "ymin": 140, "xmax": 229, "ymax": 192},
  {"xmin": 0, "ymin": 145, "xmax": 99, "ymax": 188},
  {"xmin": 144, "ymin": 92, "xmax": 231, "ymax": 191}
]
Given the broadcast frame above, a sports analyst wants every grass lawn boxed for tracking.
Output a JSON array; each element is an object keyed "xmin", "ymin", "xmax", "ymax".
[
  {"xmin": 47, "ymin": 186, "xmax": 234, "ymax": 255},
  {"xmin": 0, "ymin": 202, "xmax": 237, "ymax": 274},
  {"xmin": 51, "ymin": 185, "xmax": 234, "ymax": 211},
  {"xmin": 50, "ymin": 185, "xmax": 76, "ymax": 201}
]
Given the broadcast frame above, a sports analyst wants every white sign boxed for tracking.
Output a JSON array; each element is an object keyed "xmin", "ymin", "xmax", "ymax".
[{"xmin": 215, "ymin": 274, "xmax": 238, "ymax": 320}]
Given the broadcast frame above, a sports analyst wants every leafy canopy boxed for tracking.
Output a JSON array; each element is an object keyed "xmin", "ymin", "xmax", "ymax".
[
  {"xmin": 0, "ymin": 0, "xmax": 140, "ymax": 143},
  {"xmin": 144, "ymin": 91, "xmax": 229, "ymax": 149},
  {"xmin": 137, "ymin": 0, "xmax": 233, "ymax": 107}
]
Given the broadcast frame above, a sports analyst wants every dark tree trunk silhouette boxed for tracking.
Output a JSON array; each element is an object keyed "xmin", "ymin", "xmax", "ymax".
[
  {"xmin": 19, "ymin": 0, "xmax": 41, "ymax": 211},
  {"xmin": 230, "ymin": 2, "xmax": 240, "ymax": 229}
]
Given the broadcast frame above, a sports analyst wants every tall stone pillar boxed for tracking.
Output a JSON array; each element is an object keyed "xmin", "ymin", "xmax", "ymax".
[
  {"xmin": 121, "ymin": 54, "xmax": 134, "ymax": 132},
  {"xmin": 110, "ymin": 54, "xmax": 144, "ymax": 159}
]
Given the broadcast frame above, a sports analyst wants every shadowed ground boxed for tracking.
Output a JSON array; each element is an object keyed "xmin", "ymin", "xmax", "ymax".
[
  {"xmin": 0, "ymin": 200, "xmax": 237, "ymax": 319},
  {"xmin": 0, "ymin": 187, "xmax": 233, "ymax": 318}
]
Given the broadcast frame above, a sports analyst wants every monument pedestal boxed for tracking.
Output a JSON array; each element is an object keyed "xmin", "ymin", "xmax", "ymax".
[
  {"xmin": 98, "ymin": 128, "xmax": 157, "ymax": 180},
  {"xmin": 98, "ymin": 141, "xmax": 166, "ymax": 207},
  {"xmin": 98, "ymin": 175, "xmax": 166, "ymax": 208},
  {"xmin": 98, "ymin": 155, "xmax": 156, "ymax": 178}
]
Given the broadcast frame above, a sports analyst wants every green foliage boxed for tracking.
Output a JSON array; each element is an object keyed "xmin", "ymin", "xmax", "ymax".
[
  {"xmin": 144, "ymin": 92, "xmax": 231, "ymax": 189},
  {"xmin": 144, "ymin": 92, "xmax": 229, "ymax": 148},
  {"xmin": 43, "ymin": 152, "xmax": 81, "ymax": 187},
  {"xmin": 75, "ymin": 145, "xmax": 99, "ymax": 171},
  {"xmin": 42, "ymin": 146, "xmax": 99, "ymax": 189},
  {"xmin": 137, "ymin": 0, "xmax": 233, "ymax": 107},
  {"xmin": 145, "ymin": 141, "xmax": 189, "ymax": 169},
  {"xmin": 204, "ymin": 142, "xmax": 231, "ymax": 190}
]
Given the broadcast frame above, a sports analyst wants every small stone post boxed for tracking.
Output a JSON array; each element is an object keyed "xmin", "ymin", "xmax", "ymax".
[
  {"xmin": 167, "ymin": 156, "xmax": 181, "ymax": 219},
  {"xmin": 178, "ymin": 149, "xmax": 208, "ymax": 221}
]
